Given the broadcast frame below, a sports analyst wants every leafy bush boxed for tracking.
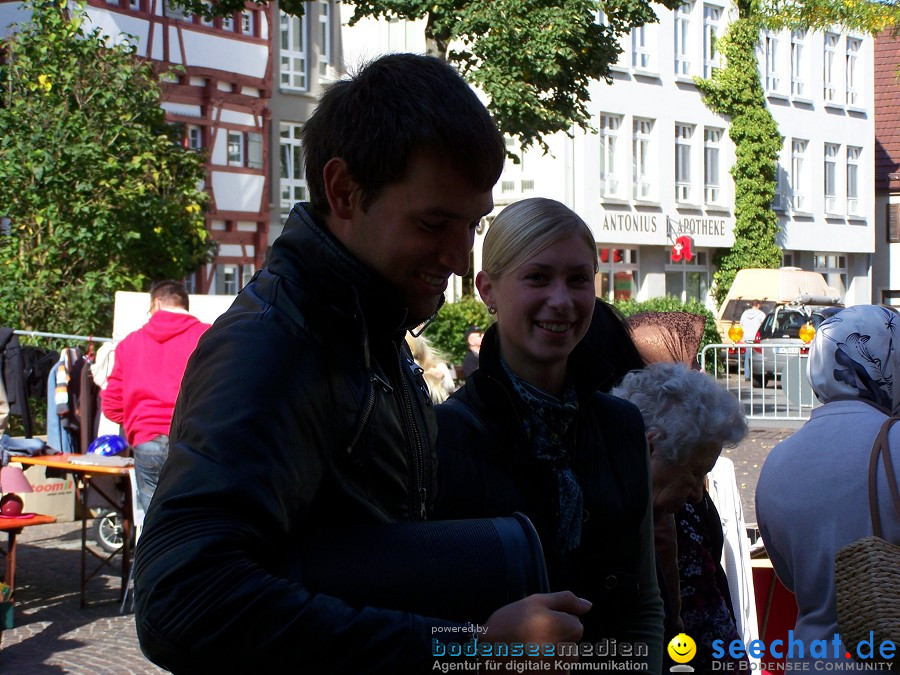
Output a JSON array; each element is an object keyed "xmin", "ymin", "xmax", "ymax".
[
  {"xmin": 614, "ymin": 295, "xmax": 720, "ymax": 371},
  {"xmin": 424, "ymin": 295, "xmax": 494, "ymax": 365}
]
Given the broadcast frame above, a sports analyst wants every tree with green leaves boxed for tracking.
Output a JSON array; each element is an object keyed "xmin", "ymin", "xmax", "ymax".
[
  {"xmin": 0, "ymin": 0, "xmax": 214, "ymax": 336},
  {"xmin": 182, "ymin": 0, "xmax": 681, "ymax": 153},
  {"xmin": 697, "ymin": 0, "xmax": 899, "ymax": 305}
]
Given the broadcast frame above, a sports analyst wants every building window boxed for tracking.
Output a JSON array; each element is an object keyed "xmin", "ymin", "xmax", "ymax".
[
  {"xmin": 318, "ymin": 1, "xmax": 332, "ymax": 76},
  {"xmin": 847, "ymin": 146, "xmax": 860, "ymax": 216},
  {"xmin": 164, "ymin": 0, "xmax": 189, "ymax": 21},
  {"xmin": 521, "ymin": 179, "xmax": 535, "ymax": 192},
  {"xmin": 666, "ymin": 251, "xmax": 709, "ymax": 303},
  {"xmin": 199, "ymin": 1, "xmax": 213, "ymax": 27},
  {"xmin": 888, "ymin": 203, "xmax": 900, "ymax": 243},
  {"xmin": 596, "ymin": 248, "xmax": 639, "ymax": 302},
  {"xmin": 704, "ymin": 127, "xmax": 722, "ymax": 204},
  {"xmin": 765, "ymin": 32, "xmax": 780, "ymax": 93},
  {"xmin": 824, "ymin": 33, "xmax": 839, "ymax": 103},
  {"xmin": 772, "ymin": 162, "xmax": 785, "ymax": 211},
  {"xmin": 703, "ymin": 5, "xmax": 721, "ymax": 78},
  {"xmin": 632, "ymin": 25, "xmax": 651, "ymax": 70},
  {"xmin": 676, "ymin": 123, "xmax": 694, "ymax": 203},
  {"xmin": 674, "ymin": 3, "xmax": 692, "ymax": 76},
  {"xmin": 280, "ymin": 11, "xmax": 308, "ymax": 91},
  {"xmin": 241, "ymin": 10, "xmax": 255, "ymax": 36},
  {"xmin": 129, "ymin": 0, "xmax": 141, "ymax": 10},
  {"xmin": 633, "ymin": 118, "xmax": 654, "ymax": 200},
  {"xmin": 227, "ymin": 131, "xmax": 244, "ymax": 166},
  {"xmin": 247, "ymin": 132, "xmax": 263, "ymax": 169},
  {"xmin": 791, "ymin": 30, "xmax": 806, "ymax": 97},
  {"xmin": 280, "ymin": 123, "xmax": 308, "ymax": 220},
  {"xmin": 187, "ymin": 125, "xmax": 203, "ymax": 150},
  {"xmin": 824, "ymin": 143, "xmax": 839, "ymax": 214},
  {"xmin": 791, "ymin": 139, "xmax": 808, "ymax": 212},
  {"xmin": 501, "ymin": 180, "xmax": 515, "ymax": 194},
  {"xmin": 813, "ymin": 253, "xmax": 846, "ymax": 300},
  {"xmin": 846, "ymin": 37, "xmax": 860, "ymax": 106},
  {"xmin": 221, "ymin": 13, "xmax": 234, "ymax": 31},
  {"xmin": 599, "ymin": 114, "xmax": 622, "ymax": 198}
]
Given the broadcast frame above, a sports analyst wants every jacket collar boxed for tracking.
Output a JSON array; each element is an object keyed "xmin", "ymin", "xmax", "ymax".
[{"xmin": 268, "ymin": 203, "xmax": 429, "ymax": 338}]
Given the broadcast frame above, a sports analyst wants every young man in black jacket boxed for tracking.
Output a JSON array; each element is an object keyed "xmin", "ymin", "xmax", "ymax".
[{"xmin": 135, "ymin": 53, "xmax": 591, "ymax": 673}]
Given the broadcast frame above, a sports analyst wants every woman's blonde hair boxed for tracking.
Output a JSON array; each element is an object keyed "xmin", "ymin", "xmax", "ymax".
[
  {"xmin": 482, "ymin": 198, "xmax": 598, "ymax": 278},
  {"xmin": 405, "ymin": 333, "xmax": 455, "ymax": 403}
]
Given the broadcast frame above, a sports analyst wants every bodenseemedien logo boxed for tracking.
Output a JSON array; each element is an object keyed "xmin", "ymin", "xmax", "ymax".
[{"xmin": 668, "ymin": 633, "xmax": 697, "ymax": 672}]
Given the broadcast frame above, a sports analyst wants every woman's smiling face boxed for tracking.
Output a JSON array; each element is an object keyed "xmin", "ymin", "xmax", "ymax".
[{"xmin": 477, "ymin": 232, "xmax": 597, "ymax": 394}]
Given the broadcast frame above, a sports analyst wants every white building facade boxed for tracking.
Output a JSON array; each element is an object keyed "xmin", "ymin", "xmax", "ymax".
[{"xmin": 470, "ymin": 4, "xmax": 875, "ymax": 309}]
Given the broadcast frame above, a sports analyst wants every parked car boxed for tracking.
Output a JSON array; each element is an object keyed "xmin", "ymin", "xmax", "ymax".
[{"xmin": 749, "ymin": 302, "xmax": 844, "ymax": 386}]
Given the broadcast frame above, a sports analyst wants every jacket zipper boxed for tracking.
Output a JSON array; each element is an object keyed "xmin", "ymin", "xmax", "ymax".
[
  {"xmin": 396, "ymin": 342, "xmax": 427, "ymax": 520},
  {"xmin": 346, "ymin": 373, "xmax": 392, "ymax": 454}
]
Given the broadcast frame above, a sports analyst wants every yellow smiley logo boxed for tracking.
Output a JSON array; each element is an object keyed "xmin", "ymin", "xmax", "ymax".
[{"xmin": 667, "ymin": 633, "xmax": 697, "ymax": 664}]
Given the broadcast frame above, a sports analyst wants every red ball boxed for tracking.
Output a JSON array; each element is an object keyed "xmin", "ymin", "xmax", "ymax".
[{"xmin": 0, "ymin": 494, "xmax": 24, "ymax": 517}]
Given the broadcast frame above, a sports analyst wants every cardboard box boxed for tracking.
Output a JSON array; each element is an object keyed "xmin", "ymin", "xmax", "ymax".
[{"xmin": 13, "ymin": 463, "xmax": 76, "ymax": 522}]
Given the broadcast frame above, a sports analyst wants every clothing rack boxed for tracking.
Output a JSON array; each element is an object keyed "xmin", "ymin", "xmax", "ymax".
[{"xmin": 12, "ymin": 330, "xmax": 112, "ymax": 343}]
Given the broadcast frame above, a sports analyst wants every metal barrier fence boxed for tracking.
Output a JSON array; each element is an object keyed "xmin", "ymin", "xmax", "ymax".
[{"xmin": 700, "ymin": 343, "xmax": 820, "ymax": 422}]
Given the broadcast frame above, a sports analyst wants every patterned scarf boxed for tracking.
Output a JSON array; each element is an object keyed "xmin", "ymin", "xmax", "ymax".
[
  {"xmin": 501, "ymin": 358, "xmax": 583, "ymax": 552},
  {"xmin": 809, "ymin": 305, "xmax": 900, "ymax": 413}
]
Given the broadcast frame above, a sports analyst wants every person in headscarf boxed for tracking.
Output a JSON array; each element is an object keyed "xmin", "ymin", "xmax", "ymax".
[
  {"xmin": 756, "ymin": 305, "xmax": 900, "ymax": 667},
  {"xmin": 435, "ymin": 198, "xmax": 663, "ymax": 673}
]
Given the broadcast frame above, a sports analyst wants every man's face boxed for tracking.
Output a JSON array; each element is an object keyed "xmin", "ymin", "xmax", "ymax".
[
  {"xmin": 340, "ymin": 154, "xmax": 494, "ymax": 324},
  {"xmin": 467, "ymin": 332, "xmax": 483, "ymax": 350}
]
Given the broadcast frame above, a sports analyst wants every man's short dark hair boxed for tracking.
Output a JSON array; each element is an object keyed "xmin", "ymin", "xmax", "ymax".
[
  {"xmin": 302, "ymin": 53, "xmax": 506, "ymax": 217},
  {"xmin": 464, "ymin": 326, "xmax": 483, "ymax": 340},
  {"xmin": 150, "ymin": 280, "xmax": 189, "ymax": 311}
]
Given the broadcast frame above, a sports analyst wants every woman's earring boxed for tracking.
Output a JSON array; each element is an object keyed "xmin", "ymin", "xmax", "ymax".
[{"xmin": 488, "ymin": 305, "xmax": 497, "ymax": 315}]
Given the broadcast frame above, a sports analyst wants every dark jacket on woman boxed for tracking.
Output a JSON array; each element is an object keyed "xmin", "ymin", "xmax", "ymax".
[
  {"xmin": 135, "ymin": 203, "xmax": 463, "ymax": 673},
  {"xmin": 435, "ymin": 326, "xmax": 663, "ymax": 671}
]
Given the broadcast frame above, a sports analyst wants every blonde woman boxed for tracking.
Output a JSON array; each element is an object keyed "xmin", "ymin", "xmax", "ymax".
[
  {"xmin": 435, "ymin": 198, "xmax": 663, "ymax": 672},
  {"xmin": 405, "ymin": 333, "xmax": 456, "ymax": 403}
]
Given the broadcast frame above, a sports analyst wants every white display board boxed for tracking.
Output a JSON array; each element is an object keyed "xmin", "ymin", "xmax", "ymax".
[{"xmin": 111, "ymin": 291, "xmax": 235, "ymax": 341}]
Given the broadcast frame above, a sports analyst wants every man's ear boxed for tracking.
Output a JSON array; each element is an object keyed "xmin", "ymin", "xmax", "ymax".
[{"xmin": 322, "ymin": 157, "xmax": 357, "ymax": 220}]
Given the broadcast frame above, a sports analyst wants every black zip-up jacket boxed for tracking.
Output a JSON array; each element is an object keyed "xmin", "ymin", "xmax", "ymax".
[{"xmin": 135, "ymin": 203, "xmax": 461, "ymax": 673}]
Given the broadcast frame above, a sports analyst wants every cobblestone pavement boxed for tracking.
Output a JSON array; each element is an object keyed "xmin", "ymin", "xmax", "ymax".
[{"xmin": 0, "ymin": 423, "xmax": 797, "ymax": 672}]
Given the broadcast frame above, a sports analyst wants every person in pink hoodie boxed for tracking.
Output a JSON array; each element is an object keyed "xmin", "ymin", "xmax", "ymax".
[{"xmin": 102, "ymin": 280, "xmax": 210, "ymax": 510}]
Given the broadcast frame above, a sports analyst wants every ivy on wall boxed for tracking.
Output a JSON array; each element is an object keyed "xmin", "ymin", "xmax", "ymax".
[{"xmin": 695, "ymin": 17, "xmax": 783, "ymax": 307}]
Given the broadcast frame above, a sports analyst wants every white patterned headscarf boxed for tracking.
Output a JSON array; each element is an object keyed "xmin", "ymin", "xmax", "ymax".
[{"xmin": 808, "ymin": 305, "xmax": 900, "ymax": 413}]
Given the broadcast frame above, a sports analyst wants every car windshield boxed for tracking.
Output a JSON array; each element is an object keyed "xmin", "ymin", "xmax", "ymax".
[{"xmin": 764, "ymin": 306, "xmax": 842, "ymax": 339}]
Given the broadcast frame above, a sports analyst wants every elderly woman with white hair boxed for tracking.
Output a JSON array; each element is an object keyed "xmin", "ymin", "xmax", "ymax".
[
  {"xmin": 756, "ymin": 305, "xmax": 900, "ymax": 668},
  {"xmin": 613, "ymin": 362, "xmax": 748, "ymax": 672}
]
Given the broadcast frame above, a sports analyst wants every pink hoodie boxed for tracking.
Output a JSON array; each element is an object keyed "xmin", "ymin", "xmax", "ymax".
[{"xmin": 102, "ymin": 310, "xmax": 210, "ymax": 446}]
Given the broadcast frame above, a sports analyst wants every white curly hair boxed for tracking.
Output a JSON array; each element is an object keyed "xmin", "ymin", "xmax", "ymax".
[{"xmin": 612, "ymin": 362, "xmax": 748, "ymax": 463}]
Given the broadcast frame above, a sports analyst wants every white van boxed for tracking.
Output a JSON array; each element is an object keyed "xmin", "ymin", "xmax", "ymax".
[{"xmin": 716, "ymin": 267, "xmax": 841, "ymax": 341}]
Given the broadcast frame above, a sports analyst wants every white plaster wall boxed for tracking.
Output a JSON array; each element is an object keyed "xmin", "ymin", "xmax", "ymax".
[
  {"xmin": 0, "ymin": 2, "xmax": 29, "ymax": 37},
  {"xmin": 211, "ymin": 172, "xmax": 265, "ymax": 212}
]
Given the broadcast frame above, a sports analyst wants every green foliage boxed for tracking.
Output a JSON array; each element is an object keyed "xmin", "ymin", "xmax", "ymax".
[
  {"xmin": 615, "ymin": 295, "xmax": 720, "ymax": 369},
  {"xmin": 696, "ymin": 2, "xmax": 898, "ymax": 307},
  {"xmin": 695, "ymin": 18, "xmax": 783, "ymax": 307},
  {"xmin": 175, "ymin": 0, "xmax": 681, "ymax": 154},
  {"xmin": 424, "ymin": 295, "xmax": 494, "ymax": 364},
  {"xmin": 0, "ymin": 0, "xmax": 214, "ymax": 336}
]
